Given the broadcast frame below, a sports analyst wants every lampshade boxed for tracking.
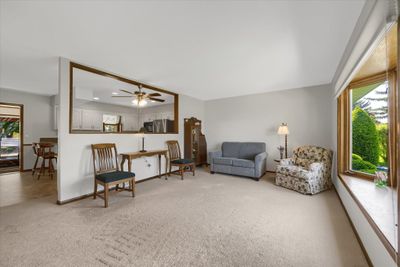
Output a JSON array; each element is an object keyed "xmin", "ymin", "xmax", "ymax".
[{"xmin": 277, "ymin": 123, "xmax": 289, "ymax": 135}]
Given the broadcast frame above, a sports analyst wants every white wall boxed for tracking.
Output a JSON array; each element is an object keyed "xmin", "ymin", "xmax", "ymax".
[
  {"xmin": 0, "ymin": 88, "xmax": 57, "ymax": 170},
  {"xmin": 205, "ymin": 84, "xmax": 333, "ymax": 171},
  {"xmin": 57, "ymin": 58, "xmax": 205, "ymax": 202}
]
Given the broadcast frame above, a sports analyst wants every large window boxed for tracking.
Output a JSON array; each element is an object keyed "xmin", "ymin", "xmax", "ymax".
[
  {"xmin": 338, "ymin": 72, "xmax": 397, "ymax": 183},
  {"xmin": 350, "ymin": 79, "xmax": 389, "ymax": 176}
]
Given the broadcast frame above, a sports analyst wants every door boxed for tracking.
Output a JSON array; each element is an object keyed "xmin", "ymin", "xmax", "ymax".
[{"xmin": 0, "ymin": 103, "xmax": 23, "ymax": 173}]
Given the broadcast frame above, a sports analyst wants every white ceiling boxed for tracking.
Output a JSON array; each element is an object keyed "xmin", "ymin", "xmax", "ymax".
[{"xmin": 0, "ymin": 0, "xmax": 365, "ymax": 100}]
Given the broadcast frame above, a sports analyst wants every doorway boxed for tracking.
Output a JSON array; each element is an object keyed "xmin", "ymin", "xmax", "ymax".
[{"xmin": 0, "ymin": 103, "xmax": 23, "ymax": 173}]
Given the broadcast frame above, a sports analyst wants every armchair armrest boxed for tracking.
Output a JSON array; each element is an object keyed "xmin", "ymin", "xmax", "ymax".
[
  {"xmin": 208, "ymin": 151, "xmax": 222, "ymax": 165},
  {"xmin": 279, "ymin": 158, "xmax": 293, "ymax": 166},
  {"xmin": 309, "ymin": 162, "xmax": 324, "ymax": 173},
  {"xmin": 255, "ymin": 152, "xmax": 267, "ymax": 178}
]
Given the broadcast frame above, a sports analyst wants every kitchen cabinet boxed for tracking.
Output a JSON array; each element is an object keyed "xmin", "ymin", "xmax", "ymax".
[
  {"xmin": 81, "ymin": 110, "xmax": 103, "ymax": 130},
  {"xmin": 121, "ymin": 114, "xmax": 138, "ymax": 131},
  {"xmin": 72, "ymin": 109, "xmax": 82, "ymax": 130}
]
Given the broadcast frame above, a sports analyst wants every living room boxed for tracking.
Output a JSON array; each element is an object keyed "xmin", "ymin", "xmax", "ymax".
[{"xmin": 0, "ymin": 1, "xmax": 399, "ymax": 266}]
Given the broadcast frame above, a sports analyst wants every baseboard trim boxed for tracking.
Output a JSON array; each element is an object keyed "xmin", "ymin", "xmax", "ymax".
[
  {"xmin": 333, "ymin": 187, "xmax": 373, "ymax": 267},
  {"xmin": 56, "ymin": 173, "xmax": 168, "ymax": 205}
]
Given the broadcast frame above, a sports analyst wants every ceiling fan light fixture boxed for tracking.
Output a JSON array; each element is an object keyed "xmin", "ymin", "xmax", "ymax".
[{"xmin": 132, "ymin": 99, "xmax": 147, "ymax": 107}]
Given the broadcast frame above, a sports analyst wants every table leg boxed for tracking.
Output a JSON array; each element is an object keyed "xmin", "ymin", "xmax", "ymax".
[
  {"xmin": 164, "ymin": 153, "xmax": 168, "ymax": 180},
  {"xmin": 158, "ymin": 154, "xmax": 161, "ymax": 179},
  {"xmin": 127, "ymin": 158, "xmax": 132, "ymax": 172},
  {"xmin": 128, "ymin": 158, "xmax": 132, "ymax": 191}
]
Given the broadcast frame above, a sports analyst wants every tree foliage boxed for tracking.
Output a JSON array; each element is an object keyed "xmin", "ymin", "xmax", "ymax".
[
  {"xmin": 376, "ymin": 124, "xmax": 388, "ymax": 166},
  {"xmin": 0, "ymin": 121, "xmax": 20, "ymax": 138},
  {"xmin": 352, "ymin": 106, "xmax": 379, "ymax": 165},
  {"xmin": 354, "ymin": 82, "xmax": 388, "ymax": 122}
]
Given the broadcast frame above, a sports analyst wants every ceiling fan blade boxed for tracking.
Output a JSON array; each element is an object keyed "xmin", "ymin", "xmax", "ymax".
[
  {"xmin": 149, "ymin": 97, "xmax": 165, "ymax": 102},
  {"xmin": 149, "ymin": 93, "xmax": 161, "ymax": 97},
  {"xmin": 120, "ymin": 89, "xmax": 134, "ymax": 95}
]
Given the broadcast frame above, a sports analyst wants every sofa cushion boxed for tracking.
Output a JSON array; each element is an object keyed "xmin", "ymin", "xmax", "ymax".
[
  {"xmin": 222, "ymin": 142, "xmax": 241, "ymax": 158},
  {"xmin": 238, "ymin": 142, "xmax": 266, "ymax": 160},
  {"xmin": 213, "ymin": 157, "xmax": 234, "ymax": 165},
  {"xmin": 231, "ymin": 166, "xmax": 255, "ymax": 178},
  {"xmin": 232, "ymin": 158, "xmax": 255, "ymax": 168},
  {"xmin": 213, "ymin": 164, "xmax": 232, "ymax": 174}
]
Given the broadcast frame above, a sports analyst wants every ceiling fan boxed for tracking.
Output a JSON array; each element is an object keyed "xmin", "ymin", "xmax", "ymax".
[{"xmin": 112, "ymin": 84, "xmax": 165, "ymax": 106}]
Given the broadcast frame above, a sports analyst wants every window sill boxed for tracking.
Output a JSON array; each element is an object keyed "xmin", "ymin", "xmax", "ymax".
[{"xmin": 338, "ymin": 173, "xmax": 397, "ymax": 258}]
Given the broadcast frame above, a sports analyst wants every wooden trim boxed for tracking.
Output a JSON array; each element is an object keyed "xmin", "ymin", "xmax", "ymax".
[
  {"xmin": 56, "ymin": 173, "xmax": 167, "ymax": 205},
  {"xmin": 69, "ymin": 62, "xmax": 179, "ymax": 134},
  {"xmin": 397, "ymin": 22, "xmax": 400, "ymax": 267},
  {"xmin": 333, "ymin": 187, "xmax": 373, "ymax": 267},
  {"xmin": 337, "ymin": 90, "xmax": 350, "ymax": 174},
  {"xmin": 388, "ymin": 70, "xmax": 398, "ymax": 188},
  {"xmin": 174, "ymin": 94, "xmax": 179, "ymax": 134},
  {"xmin": 0, "ymin": 102, "xmax": 24, "ymax": 172},
  {"xmin": 337, "ymin": 174, "xmax": 397, "ymax": 261},
  {"xmin": 344, "ymin": 170, "xmax": 375, "ymax": 180},
  {"xmin": 349, "ymin": 71, "xmax": 390, "ymax": 89}
]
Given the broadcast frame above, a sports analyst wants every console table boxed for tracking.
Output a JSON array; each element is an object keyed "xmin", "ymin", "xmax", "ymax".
[{"xmin": 120, "ymin": 150, "xmax": 168, "ymax": 179}]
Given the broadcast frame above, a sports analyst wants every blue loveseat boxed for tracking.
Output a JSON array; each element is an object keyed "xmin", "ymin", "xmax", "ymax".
[{"xmin": 209, "ymin": 142, "xmax": 267, "ymax": 180}]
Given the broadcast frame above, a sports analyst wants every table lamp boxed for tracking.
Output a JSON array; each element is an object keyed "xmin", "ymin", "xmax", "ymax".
[
  {"xmin": 277, "ymin": 123, "xmax": 289, "ymax": 158},
  {"xmin": 138, "ymin": 127, "xmax": 147, "ymax": 152}
]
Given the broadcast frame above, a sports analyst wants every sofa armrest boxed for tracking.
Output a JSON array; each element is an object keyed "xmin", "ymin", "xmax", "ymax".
[
  {"xmin": 279, "ymin": 158, "xmax": 293, "ymax": 166},
  {"xmin": 208, "ymin": 151, "xmax": 222, "ymax": 168},
  {"xmin": 255, "ymin": 152, "xmax": 267, "ymax": 178}
]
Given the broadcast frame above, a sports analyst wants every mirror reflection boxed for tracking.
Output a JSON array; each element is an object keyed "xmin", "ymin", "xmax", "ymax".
[{"xmin": 70, "ymin": 65, "xmax": 177, "ymax": 134}]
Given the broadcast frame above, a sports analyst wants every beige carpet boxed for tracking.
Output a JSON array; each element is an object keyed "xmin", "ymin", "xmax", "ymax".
[{"xmin": 0, "ymin": 169, "xmax": 368, "ymax": 267}]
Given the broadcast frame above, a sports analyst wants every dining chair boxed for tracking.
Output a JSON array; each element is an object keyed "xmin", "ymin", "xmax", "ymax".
[
  {"xmin": 32, "ymin": 142, "xmax": 57, "ymax": 179},
  {"xmin": 91, "ymin": 143, "xmax": 135, "ymax": 208},
  {"xmin": 166, "ymin": 140, "xmax": 195, "ymax": 180}
]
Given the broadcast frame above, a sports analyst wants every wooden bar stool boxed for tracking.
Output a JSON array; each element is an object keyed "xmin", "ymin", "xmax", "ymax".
[{"xmin": 32, "ymin": 142, "xmax": 57, "ymax": 179}]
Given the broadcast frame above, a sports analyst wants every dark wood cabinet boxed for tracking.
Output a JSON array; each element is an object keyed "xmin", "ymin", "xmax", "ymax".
[{"xmin": 184, "ymin": 117, "xmax": 207, "ymax": 166}]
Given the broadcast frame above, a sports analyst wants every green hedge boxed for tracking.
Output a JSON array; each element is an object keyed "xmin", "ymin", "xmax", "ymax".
[
  {"xmin": 352, "ymin": 153, "xmax": 377, "ymax": 174},
  {"xmin": 352, "ymin": 106, "xmax": 379, "ymax": 165}
]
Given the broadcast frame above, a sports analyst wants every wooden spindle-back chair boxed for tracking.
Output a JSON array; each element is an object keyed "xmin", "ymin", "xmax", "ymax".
[
  {"xmin": 91, "ymin": 143, "xmax": 135, "ymax": 207},
  {"xmin": 166, "ymin": 140, "xmax": 195, "ymax": 180}
]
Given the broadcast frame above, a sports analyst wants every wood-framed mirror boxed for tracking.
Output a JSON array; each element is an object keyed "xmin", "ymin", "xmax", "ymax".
[{"xmin": 69, "ymin": 62, "xmax": 179, "ymax": 134}]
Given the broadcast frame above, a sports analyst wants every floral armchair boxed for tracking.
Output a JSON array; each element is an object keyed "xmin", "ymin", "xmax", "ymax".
[{"xmin": 275, "ymin": 145, "xmax": 333, "ymax": 195}]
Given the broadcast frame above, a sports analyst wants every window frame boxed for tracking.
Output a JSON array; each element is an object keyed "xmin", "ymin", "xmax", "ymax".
[{"xmin": 338, "ymin": 71, "xmax": 397, "ymax": 184}]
